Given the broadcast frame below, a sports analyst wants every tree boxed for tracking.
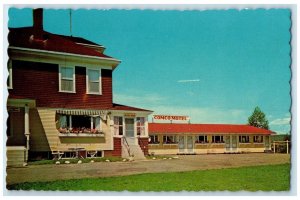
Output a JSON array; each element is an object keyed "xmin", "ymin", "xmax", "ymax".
[{"xmin": 248, "ymin": 106, "xmax": 269, "ymax": 130}]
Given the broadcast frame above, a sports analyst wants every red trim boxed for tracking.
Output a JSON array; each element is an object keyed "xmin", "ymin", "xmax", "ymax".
[{"xmin": 149, "ymin": 123, "xmax": 274, "ymax": 135}]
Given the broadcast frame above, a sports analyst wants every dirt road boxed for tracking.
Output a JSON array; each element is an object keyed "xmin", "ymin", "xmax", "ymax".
[{"xmin": 6, "ymin": 153, "xmax": 290, "ymax": 185}]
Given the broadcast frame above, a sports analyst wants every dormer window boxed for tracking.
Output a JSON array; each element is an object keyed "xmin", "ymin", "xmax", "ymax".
[
  {"xmin": 59, "ymin": 66, "xmax": 75, "ymax": 93},
  {"xmin": 86, "ymin": 68, "xmax": 101, "ymax": 95}
]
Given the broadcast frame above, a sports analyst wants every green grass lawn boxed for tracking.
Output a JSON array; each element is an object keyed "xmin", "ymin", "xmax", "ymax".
[{"xmin": 7, "ymin": 163, "xmax": 290, "ymax": 191}]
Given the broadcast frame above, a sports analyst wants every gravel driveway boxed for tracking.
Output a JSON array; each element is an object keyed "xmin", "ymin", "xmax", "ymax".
[{"xmin": 6, "ymin": 153, "xmax": 290, "ymax": 185}]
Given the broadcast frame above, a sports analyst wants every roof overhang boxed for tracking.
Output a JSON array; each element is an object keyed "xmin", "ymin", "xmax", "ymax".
[
  {"xmin": 7, "ymin": 98, "xmax": 36, "ymax": 108},
  {"xmin": 110, "ymin": 109, "xmax": 153, "ymax": 115},
  {"xmin": 8, "ymin": 46, "xmax": 121, "ymax": 70}
]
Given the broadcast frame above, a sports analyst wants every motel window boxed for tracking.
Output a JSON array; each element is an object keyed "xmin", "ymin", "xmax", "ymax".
[
  {"xmin": 87, "ymin": 68, "xmax": 101, "ymax": 94},
  {"xmin": 149, "ymin": 135, "xmax": 160, "ymax": 144},
  {"xmin": 253, "ymin": 136, "xmax": 264, "ymax": 143},
  {"xmin": 195, "ymin": 135, "xmax": 208, "ymax": 144},
  {"xmin": 59, "ymin": 66, "xmax": 75, "ymax": 93},
  {"xmin": 163, "ymin": 135, "xmax": 178, "ymax": 144},
  {"xmin": 239, "ymin": 135, "xmax": 250, "ymax": 143},
  {"xmin": 212, "ymin": 135, "xmax": 224, "ymax": 143},
  {"xmin": 136, "ymin": 117, "xmax": 145, "ymax": 136},
  {"xmin": 7, "ymin": 60, "xmax": 13, "ymax": 89},
  {"xmin": 114, "ymin": 116, "xmax": 123, "ymax": 136},
  {"xmin": 57, "ymin": 114, "xmax": 101, "ymax": 134}
]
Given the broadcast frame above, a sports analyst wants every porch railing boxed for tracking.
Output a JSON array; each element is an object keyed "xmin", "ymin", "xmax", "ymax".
[
  {"xmin": 138, "ymin": 136, "xmax": 146, "ymax": 155},
  {"xmin": 122, "ymin": 136, "xmax": 131, "ymax": 157}
]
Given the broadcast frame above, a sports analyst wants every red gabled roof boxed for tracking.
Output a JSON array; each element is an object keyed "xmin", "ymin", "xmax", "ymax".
[
  {"xmin": 111, "ymin": 103, "xmax": 153, "ymax": 112},
  {"xmin": 8, "ymin": 27, "xmax": 115, "ymax": 60},
  {"xmin": 149, "ymin": 123, "xmax": 274, "ymax": 135}
]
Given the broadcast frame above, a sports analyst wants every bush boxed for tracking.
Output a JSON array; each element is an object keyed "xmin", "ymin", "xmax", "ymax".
[{"xmin": 28, "ymin": 157, "xmax": 123, "ymax": 165}]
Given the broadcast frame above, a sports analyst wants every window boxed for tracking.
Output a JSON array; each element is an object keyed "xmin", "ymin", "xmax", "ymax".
[
  {"xmin": 239, "ymin": 135, "xmax": 250, "ymax": 143},
  {"xmin": 57, "ymin": 114, "xmax": 101, "ymax": 134},
  {"xmin": 87, "ymin": 68, "xmax": 101, "ymax": 94},
  {"xmin": 59, "ymin": 66, "xmax": 75, "ymax": 92},
  {"xmin": 114, "ymin": 116, "xmax": 123, "ymax": 135},
  {"xmin": 253, "ymin": 135, "xmax": 264, "ymax": 143},
  {"xmin": 136, "ymin": 117, "xmax": 145, "ymax": 136},
  {"xmin": 195, "ymin": 135, "xmax": 208, "ymax": 143},
  {"xmin": 212, "ymin": 135, "xmax": 224, "ymax": 143},
  {"xmin": 163, "ymin": 135, "xmax": 178, "ymax": 144},
  {"xmin": 149, "ymin": 135, "xmax": 159, "ymax": 144},
  {"xmin": 7, "ymin": 60, "xmax": 13, "ymax": 89}
]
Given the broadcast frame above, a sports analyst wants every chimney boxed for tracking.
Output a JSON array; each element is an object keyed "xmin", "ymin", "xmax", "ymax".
[{"xmin": 33, "ymin": 8, "xmax": 43, "ymax": 31}]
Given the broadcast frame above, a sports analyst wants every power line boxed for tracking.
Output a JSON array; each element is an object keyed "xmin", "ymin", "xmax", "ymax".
[{"xmin": 69, "ymin": 9, "xmax": 72, "ymax": 36}]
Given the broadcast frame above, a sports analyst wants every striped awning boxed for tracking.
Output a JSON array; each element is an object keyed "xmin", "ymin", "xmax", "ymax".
[{"xmin": 56, "ymin": 109, "xmax": 109, "ymax": 120}]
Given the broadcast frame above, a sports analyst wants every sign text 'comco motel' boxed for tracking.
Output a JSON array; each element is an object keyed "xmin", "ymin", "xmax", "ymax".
[{"xmin": 153, "ymin": 115, "xmax": 190, "ymax": 121}]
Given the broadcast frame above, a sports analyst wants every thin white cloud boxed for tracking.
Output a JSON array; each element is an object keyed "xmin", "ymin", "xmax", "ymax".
[
  {"xmin": 115, "ymin": 92, "xmax": 247, "ymax": 124},
  {"xmin": 177, "ymin": 79, "xmax": 200, "ymax": 83},
  {"xmin": 114, "ymin": 92, "xmax": 290, "ymax": 134},
  {"xmin": 270, "ymin": 117, "xmax": 291, "ymax": 126},
  {"xmin": 114, "ymin": 92, "xmax": 167, "ymax": 107},
  {"xmin": 149, "ymin": 105, "xmax": 247, "ymax": 124}
]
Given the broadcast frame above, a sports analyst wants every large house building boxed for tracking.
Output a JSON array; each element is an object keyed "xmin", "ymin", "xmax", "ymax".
[{"xmin": 7, "ymin": 9, "xmax": 152, "ymax": 166}]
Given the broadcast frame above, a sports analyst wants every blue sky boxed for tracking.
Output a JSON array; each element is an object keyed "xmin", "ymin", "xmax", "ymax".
[{"xmin": 8, "ymin": 8, "xmax": 291, "ymax": 134}]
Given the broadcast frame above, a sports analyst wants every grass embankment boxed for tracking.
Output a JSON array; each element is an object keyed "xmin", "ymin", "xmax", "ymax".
[{"xmin": 7, "ymin": 163, "xmax": 290, "ymax": 191}]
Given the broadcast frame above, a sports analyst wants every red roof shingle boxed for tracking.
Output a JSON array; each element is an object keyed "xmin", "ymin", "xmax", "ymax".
[
  {"xmin": 149, "ymin": 123, "xmax": 274, "ymax": 135},
  {"xmin": 8, "ymin": 27, "xmax": 115, "ymax": 60}
]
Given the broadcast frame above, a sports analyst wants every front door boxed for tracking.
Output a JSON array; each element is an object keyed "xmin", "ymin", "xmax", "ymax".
[
  {"xmin": 178, "ymin": 136, "xmax": 194, "ymax": 154},
  {"xmin": 125, "ymin": 118, "xmax": 135, "ymax": 145}
]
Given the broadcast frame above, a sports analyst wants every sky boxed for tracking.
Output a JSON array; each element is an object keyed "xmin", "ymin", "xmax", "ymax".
[{"xmin": 7, "ymin": 7, "xmax": 291, "ymax": 134}]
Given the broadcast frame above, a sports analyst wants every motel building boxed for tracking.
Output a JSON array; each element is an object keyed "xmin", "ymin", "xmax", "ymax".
[{"xmin": 148, "ymin": 115, "xmax": 274, "ymax": 155}]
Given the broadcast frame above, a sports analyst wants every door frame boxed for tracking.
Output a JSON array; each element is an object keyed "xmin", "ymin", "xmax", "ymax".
[
  {"xmin": 225, "ymin": 135, "xmax": 238, "ymax": 153},
  {"xmin": 124, "ymin": 118, "xmax": 136, "ymax": 145},
  {"xmin": 178, "ymin": 135, "xmax": 194, "ymax": 154}
]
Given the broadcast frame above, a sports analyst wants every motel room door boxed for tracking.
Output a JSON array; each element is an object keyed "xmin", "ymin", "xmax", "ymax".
[
  {"xmin": 178, "ymin": 136, "xmax": 185, "ymax": 153},
  {"xmin": 231, "ymin": 136, "xmax": 238, "ymax": 152},
  {"xmin": 225, "ymin": 135, "xmax": 238, "ymax": 152},
  {"xmin": 265, "ymin": 136, "xmax": 271, "ymax": 150},
  {"xmin": 178, "ymin": 136, "xmax": 194, "ymax": 154},
  {"xmin": 125, "ymin": 118, "xmax": 136, "ymax": 145}
]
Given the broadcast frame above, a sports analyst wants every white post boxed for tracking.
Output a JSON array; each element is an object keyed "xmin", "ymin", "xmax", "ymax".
[
  {"xmin": 91, "ymin": 116, "xmax": 94, "ymax": 130},
  {"xmin": 287, "ymin": 140, "xmax": 289, "ymax": 154},
  {"xmin": 273, "ymin": 142, "xmax": 276, "ymax": 154},
  {"xmin": 69, "ymin": 115, "xmax": 72, "ymax": 129},
  {"xmin": 24, "ymin": 105, "xmax": 30, "ymax": 163}
]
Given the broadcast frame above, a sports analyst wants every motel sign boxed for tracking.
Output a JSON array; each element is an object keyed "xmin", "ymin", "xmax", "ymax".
[{"xmin": 153, "ymin": 115, "xmax": 190, "ymax": 121}]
